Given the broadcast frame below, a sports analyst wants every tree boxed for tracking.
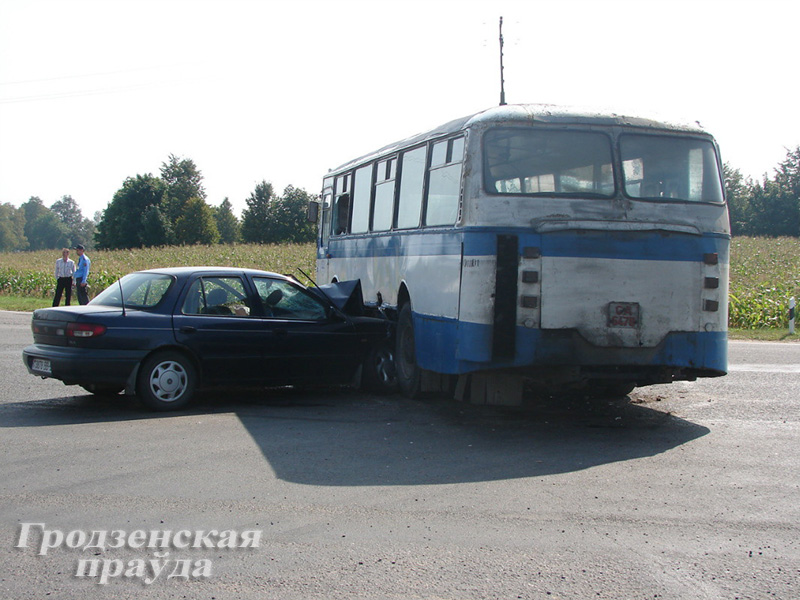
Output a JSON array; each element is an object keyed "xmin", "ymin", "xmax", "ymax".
[
  {"xmin": 241, "ymin": 181, "xmax": 276, "ymax": 243},
  {"xmin": 20, "ymin": 197, "xmax": 68, "ymax": 250},
  {"xmin": 140, "ymin": 204, "xmax": 173, "ymax": 247},
  {"xmin": 50, "ymin": 195, "xmax": 83, "ymax": 230},
  {"xmin": 51, "ymin": 195, "xmax": 95, "ymax": 248},
  {"xmin": 174, "ymin": 197, "xmax": 219, "ymax": 245},
  {"xmin": 21, "ymin": 197, "xmax": 49, "ymax": 243},
  {"xmin": 265, "ymin": 185, "xmax": 317, "ymax": 243},
  {"xmin": 770, "ymin": 146, "xmax": 800, "ymax": 236},
  {"xmin": 723, "ymin": 163, "xmax": 753, "ymax": 236},
  {"xmin": 214, "ymin": 198, "xmax": 240, "ymax": 244},
  {"xmin": 0, "ymin": 203, "xmax": 28, "ymax": 251},
  {"xmin": 27, "ymin": 211, "xmax": 69, "ymax": 250},
  {"xmin": 740, "ymin": 147, "xmax": 800, "ymax": 237},
  {"xmin": 96, "ymin": 174, "xmax": 167, "ymax": 249},
  {"xmin": 161, "ymin": 154, "xmax": 206, "ymax": 227}
]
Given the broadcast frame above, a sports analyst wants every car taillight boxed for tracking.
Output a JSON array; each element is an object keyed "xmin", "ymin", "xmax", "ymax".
[{"xmin": 66, "ymin": 323, "xmax": 107, "ymax": 338}]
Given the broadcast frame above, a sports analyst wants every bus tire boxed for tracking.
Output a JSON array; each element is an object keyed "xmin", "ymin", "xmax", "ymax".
[{"xmin": 396, "ymin": 304, "xmax": 422, "ymax": 398}]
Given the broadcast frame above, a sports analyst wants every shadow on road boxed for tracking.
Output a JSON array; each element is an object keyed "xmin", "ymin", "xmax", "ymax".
[{"xmin": 0, "ymin": 388, "xmax": 709, "ymax": 486}]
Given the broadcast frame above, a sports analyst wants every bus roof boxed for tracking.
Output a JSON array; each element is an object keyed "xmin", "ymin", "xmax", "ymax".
[{"xmin": 326, "ymin": 104, "xmax": 711, "ymax": 177}]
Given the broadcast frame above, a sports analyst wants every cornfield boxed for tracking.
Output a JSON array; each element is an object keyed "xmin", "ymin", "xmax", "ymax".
[
  {"xmin": 728, "ymin": 237, "xmax": 799, "ymax": 329},
  {"xmin": 0, "ymin": 243, "xmax": 316, "ymax": 298},
  {"xmin": 1, "ymin": 238, "xmax": 798, "ymax": 329}
]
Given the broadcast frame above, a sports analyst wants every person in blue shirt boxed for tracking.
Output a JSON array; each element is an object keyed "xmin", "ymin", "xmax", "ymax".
[{"xmin": 73, "ymin": 244, "xmax": 91, "ymax": 305}]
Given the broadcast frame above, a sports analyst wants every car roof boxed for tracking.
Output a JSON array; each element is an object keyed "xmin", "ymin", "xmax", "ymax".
[{"xmin": 137, "ymin": 266, "xmax": 292, "ymax": 280}]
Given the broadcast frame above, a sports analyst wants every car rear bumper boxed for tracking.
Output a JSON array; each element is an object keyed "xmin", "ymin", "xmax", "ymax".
[{"xmin": 22, "ymin": 344, "xmax": 146, "ymax": 387}]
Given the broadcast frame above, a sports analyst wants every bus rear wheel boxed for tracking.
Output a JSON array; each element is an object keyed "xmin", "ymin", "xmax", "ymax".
[{"xmin": 396, "ymin": 304, "xmax": 421, "ymax": 398}]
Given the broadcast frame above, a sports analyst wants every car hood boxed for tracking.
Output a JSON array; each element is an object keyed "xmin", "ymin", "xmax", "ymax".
[{"xmin": 310, "ymin": 280, "xmax": 365, "ymax": 316}]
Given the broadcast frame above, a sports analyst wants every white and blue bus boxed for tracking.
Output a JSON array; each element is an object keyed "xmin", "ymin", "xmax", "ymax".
[{"xmin": 313, "ymin": 105, "xmax": 729, "ymax": 401}]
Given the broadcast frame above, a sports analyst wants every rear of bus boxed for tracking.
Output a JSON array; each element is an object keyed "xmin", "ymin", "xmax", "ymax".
[{"xmin": 458, "ymin": 106, "xmax": 729, "ymax": 392}]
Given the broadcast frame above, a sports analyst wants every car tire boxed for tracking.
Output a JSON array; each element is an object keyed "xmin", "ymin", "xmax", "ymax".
[
  {"xmin": 80, "ymin": 383, "xmax": 123, "ymax": 396},
  {"xmin": 137, "ymin": 351, "xmax": 197, "ymax": 411},
  {"xmin": 361, "ymin": 341, "xmax": 398, "ymax": 394},
  {"xmin": 396, "ymin": 304, "xmax": 421, "ymax": 398}
]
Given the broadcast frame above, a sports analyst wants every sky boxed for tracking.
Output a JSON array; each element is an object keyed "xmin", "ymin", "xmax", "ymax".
[{"xmin": 1, "ymin": 0, "xmax": 798, "ymax": 219}]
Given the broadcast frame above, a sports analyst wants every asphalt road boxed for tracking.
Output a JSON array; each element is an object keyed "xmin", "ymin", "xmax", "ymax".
[{"xmin": 1, "ymin": 310, "xmax": 798, "ymax": 599}]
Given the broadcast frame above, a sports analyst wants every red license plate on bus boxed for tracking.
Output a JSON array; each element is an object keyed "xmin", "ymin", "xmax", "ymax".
[{"xmin": 608, "ymin": 302, "xmax": 640, "ymax": 328}]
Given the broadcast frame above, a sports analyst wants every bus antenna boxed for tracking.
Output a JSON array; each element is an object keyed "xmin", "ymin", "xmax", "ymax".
[{"xmin": 499, "ymin": 16, "xmax": 507, "ymax": 106}]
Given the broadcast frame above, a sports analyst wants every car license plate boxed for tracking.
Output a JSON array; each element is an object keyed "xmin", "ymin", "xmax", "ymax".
[
  {"xmin": 31, "ymin": 359, "xmax": 52, "ymax": 375},
  {"xmin": 608, "ymin": 302, "xmax": 640, "ymax": 328}
]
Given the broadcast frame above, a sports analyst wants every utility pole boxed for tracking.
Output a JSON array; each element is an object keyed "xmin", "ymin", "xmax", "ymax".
[{"xmin": 499, "ymin": 16, "xmax": 506, "ymax": 106}]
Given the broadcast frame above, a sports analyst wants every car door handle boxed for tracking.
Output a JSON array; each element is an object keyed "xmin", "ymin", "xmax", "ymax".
[{"xmin": 180, "ymin": 326, "xmax": 197, "ymax": 333}]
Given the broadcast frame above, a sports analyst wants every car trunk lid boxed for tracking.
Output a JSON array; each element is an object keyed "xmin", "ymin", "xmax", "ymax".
[{"xmin": 31, "ymin": 306, "xmax": 120, "ymax": 346}]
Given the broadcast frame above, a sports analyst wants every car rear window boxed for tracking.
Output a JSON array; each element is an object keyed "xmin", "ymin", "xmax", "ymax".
[{"xmin": 91, "ymin": 273, "xmax": 174, "ymax": 309}]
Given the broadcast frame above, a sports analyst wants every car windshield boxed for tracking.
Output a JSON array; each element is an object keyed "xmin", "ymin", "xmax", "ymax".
[
  {"xmin": 91, "ymin": 273, "xmax": 174, "ymax": 309},
  {"xmin": 620, "ymin": 134, "xmax": 724, "ymax": 203}
]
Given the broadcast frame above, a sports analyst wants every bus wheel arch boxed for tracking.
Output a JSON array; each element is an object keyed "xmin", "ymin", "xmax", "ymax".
[
  {"xmin": 396, "ymin": 302, "xmax": 422, "ymax": 398},
  {"xmin": 397, "ymin": 283, "xmax": 411, "ymax": 312}
]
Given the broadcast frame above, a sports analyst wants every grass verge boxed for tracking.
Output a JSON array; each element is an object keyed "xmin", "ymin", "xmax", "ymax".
[
  {"xmin": 728, "ymin": 328, "xmax": 799, "ymax": 342},
  {"xmin": 0, "ymin": 296, "xmax": 53, "ymax": 312}
]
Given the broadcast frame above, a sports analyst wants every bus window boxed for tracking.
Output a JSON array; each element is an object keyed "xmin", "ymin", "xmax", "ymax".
[
  {"xmin": 320, "ymin": 188, "xmax": 333, "ymax": 246},
  {"xmin": 396, "ymin": 146, "xmax": 427, "ymax": 229},
  {"xmin": 426, "ymin": 136, "xmax": 465, "ymax": 226},
  {"xmin": 351, "ymin": 165, "xmax": 372, "ymax": 233},
  {"xmin": 332, "ymin": 194, "xmax": 350, "ymax": 235},
  {"xmin": 373, "ymin": 157, "xmax": 396, "ymax": 231},
  {"xmin": 331, "ymin": 174, "xmax": 351, "ymax": 236},
  {"xmin": 620, "ymin": 135, "xmax": 723, "ymax": 203},
  {"xmin": 484, "ymin": 129, "xmax": 614, "ymax": 197}
]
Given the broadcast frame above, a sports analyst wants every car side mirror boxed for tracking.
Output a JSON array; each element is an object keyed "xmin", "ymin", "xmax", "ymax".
[{"xmin": 307, "ymin": 201, "xmax": 319, "ymax": 224}]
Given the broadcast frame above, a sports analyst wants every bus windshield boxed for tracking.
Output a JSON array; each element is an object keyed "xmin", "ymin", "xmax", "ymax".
[
  {"xmin": 484, "ymin": 128, "xmax": 614, "ymax": 197},
  {"xmin": 620, "ymin": 134, "xmax": 723, "ymax": 203}
]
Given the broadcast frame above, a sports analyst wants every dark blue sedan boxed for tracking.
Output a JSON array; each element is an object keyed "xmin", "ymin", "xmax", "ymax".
[{"xmin": 23, "ymin": 267, "xmax": 395, "ymax": 410}]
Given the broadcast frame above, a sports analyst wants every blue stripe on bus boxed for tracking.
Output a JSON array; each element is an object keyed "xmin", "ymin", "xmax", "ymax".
[
  {"xmin": 414, "ymin": 311, "xmax": 727, "ymax": 374},
  {"xmin": 462, "ymin": 229, "xmax": 728, "ymax": 261},
  {"xmin": 323, "ymin": 228, "xmax": 729, "ymax": 262},
  {"xmin": 324, "ymin": 230, "xmax": 463, "ymax": 259}
]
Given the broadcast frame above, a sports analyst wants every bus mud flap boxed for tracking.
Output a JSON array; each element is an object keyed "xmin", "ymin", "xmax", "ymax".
[{"xmin": 454, "ymin": 372, "xmax": 524, "ymax": 406}]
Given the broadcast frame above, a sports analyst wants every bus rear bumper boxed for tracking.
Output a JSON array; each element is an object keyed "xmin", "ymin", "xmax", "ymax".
[
  {"xmin": 418, "ymin": 317, "xmax": 727, "ymax": 385},
  {"xmin": 517, "ymin": 328, "xmax": 727, "ymax": 378}
]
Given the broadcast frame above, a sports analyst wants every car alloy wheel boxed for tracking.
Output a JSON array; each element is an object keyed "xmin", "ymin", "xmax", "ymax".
[
  {"xmin": 138, "ymin": 351, "xmax": 197, "ymax": 411},
  {"xmin": 150, "ymin": 360, "xmax": 187, "ymax": 399},
  {"xmin": 361, "ymin": 342, "xmax": 397, "ymax": 393}
]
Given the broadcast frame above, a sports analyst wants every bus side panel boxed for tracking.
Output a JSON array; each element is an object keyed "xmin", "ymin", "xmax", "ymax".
[
  {"xmin": 322, "ymin": 232, "xmax": 464, "ymax": 374},
  {"xmin": 456, "ymin": 231, "xmax": 500, "ymax": 363},
  {"xmin": 402, "ymin": 232, "xmax": 463, "ymax": 373}
]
